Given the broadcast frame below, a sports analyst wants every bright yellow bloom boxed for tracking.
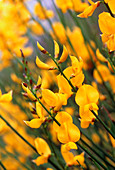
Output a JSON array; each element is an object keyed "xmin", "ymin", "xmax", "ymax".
[
  {"xmin": 72, "ymin": 0, "xmax": 89, "ymax": 12},
  {"xmin": 66, "ymin": 27, "xmax": 94, "ymax": 69},
  {"xmin": 61, "ymin": 144, "xmax": 85, "ymax": 166},
  {"xmin": 75, "ymin": 84, "xmax": 99, "ymax": 106},
  {"xmin": 104, "ymin": 0, "xmax": 115, "ymax": 14},
  {"xmin": 53, "ymin": 111, "xmax": 80, "ymax": 143},
  {"xmin": 37, "ymin": 41, "xmax": 48, "ymax": 54},
  {"xmin": 57, "ymin": 74, "xmax": 73, "ymax": 98},
  {"xmin": 24, "ymin": 102, "xmax": 45, "ymax": 128},
  {"xmin": 98, "ymin": 12, "xmax": 115, "ymax": 51},
  {"xmin": 54, "ymin": 40, "xmax": 59, "ymax": 58},
  {"xmin": 22, "ymin": 83, "xmax": 37, "ymax": 101},
  {"xmin": 55, "ymin": 0, "xmax": 73, "ymax": 13},
  {"xmin": 93, "ymin": 64, "xmax": 110, "ymax": 84},
  {"xmin": 108, "ymin": 75, "xmax": 115, "ymax": 93},
  {"xmin": 28, "ymin": 22, "xmax": 44, "ymax": 35},
  {"xmin": 36, "ymin": 56, "xmax": 55, "ymax": 70},
  {"xmin": 75, "ymin": 84, "xmax": 99, "ymax": 128},
  {"xmin": 0, "ymin": 90, "xmax": 12, "ymax": 103},
  {"xmin": 77, "ymin": 0, "xmax": 100, "ymax": 18},
  {"xmin": 96, "ymin": 49, "xmax": 107, "ymax": 62},
  {"xmin": 63, "ymin": 66, "xmax": 84, "ymax": 88},
  {"xmin": 34, "ymin": 2, "xmax": 54, "ymax": 19},
  {"xmin": 57, "ymin": 122, "xmax": 80, "ymax": 143},
  {"xmin": 58, "ymin": 45, "xmax": 68, "ymax": 63},
  {"xmin": 53, "ymin": 111, "xmax": 72, "ymax": 133},
  {"xmin": 55, "ymin": 0, "xmax": 88, "ymax": 13},
  {"xmin": 33, "ymin": 137, "xmax": 51, "ymax": 166},
  {"xmin": 51, "ymin": 22, "xmax": 67, "ymax": 44},
  {"xmin": 80, "ymin": 103, "xmax": 99, "ymax": 128},
  {"xmin": 42, "ymin": 89, "xmax": 58, "ymax": 107}
]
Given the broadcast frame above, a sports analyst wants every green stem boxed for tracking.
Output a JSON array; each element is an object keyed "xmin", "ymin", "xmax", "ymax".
[
  {"xmin": 47, "ymin": 53, "xmax": 77, "ymax": 92},
  {"xmin": 0, "ymin": 114, "xmax": 37, "ymax": 153},
  {"xmin": 43, "ymin": 126, "xmax": 65, "ymax": 169},
  {"xmin": 77, "ymin": 142, "xmax": 108, "ymax": 170},
  {"xmin": 104, "ymin": 2, "xmax": 114, "ymax": 17},
  {"xmin": 0, "ymin": 161, "xmax": 7, "ymax": 170},
  {"xmin": 36, "ymin": 96, "xmax": 60, "ymax": 126},
  {"xmin": 90, "ymin": 110, "xmax": 115, "ymax": 139},
  {"xmin": 80, "ymin": 138, "xmax": 114, "ymax": 169},
  {"xmin": 107, "ymin": 57, "xmax": 115, "ymax": 73},
  {"xmin": 81, "ymin": 131, "xmax": 115, "ymax": 162},
  {"xmin": 0, "ymin": 115, "xmax": 61, "ymax": 170}
]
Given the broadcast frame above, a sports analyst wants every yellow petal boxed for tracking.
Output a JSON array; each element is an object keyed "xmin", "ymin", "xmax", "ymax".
[
  {"xmin": 42, "ymin": 89, "xmax": 58, "ymax": 106},
  {"xmin": 98, "ymin": 12, "xmax": 115, "ymax": 35},
  {"xmin": 37, "ymin": 76, "xmax": 42, "ymax": 87},
  {"xmin": 0, "ymin": 90, "xmax": 13, "ymax": 103},
  {"xmin": 70, "ymin": 56, "xmax": 83, "ymax": 75},
  {"xmin": 54, "ymin": 40, "xmax": 59, "ymax": 58},
  {"xmin": 57, "ymin": 74, "xmax": 72, "ymax": 98},
  {"xmin": 75, "ymin": 84, "xmax": 99, "ymax": 106},
  {"xmin": 74, "ymin": 152, "xmax": 85, "ymax": 166},
  {"xmin": 53, "ymin": 111, "xmax": 73, "ymax": 132},
  {"xmin": 65, "ymin": 142, "xmax": 78, "ymax": 151},
  {"xmin": 32, "ymin": 155, "xmax": 48, "ymax": 166},
  {"xmin": 36, "ymin": 56, "xmax": 51, "ymax": 70},
  {"xmin": 24, "ymin": 118, "xmax": 44, "ymax": 128},
  {"xmin": 22, "ymin": 82, "xmax": 28, "ymax": 92},
  {"xmin": 37, "ymin": 41, "xmax": 48, "ymax": 54},
  {"xmin": 58, "ymin": 45, "xmax": 68, "ymax": 63},
  {"xmin": 54, "ymin": 93, "xmax": 67, "ymax": 111},
  {"xmin": 35, "ymin": 137, "xmax": 51, "ymax": 156},
  {"xmin": 27, "ymin": 88, "xmax": 37, "ymax": 101},
  {"xmin": 96, "ymin": 49, "xmax": 107, "ymax": 62},
  {"xmin": 57, "ymin": 122, "xmax": 80, "ymax": 143},
  {"xmin": 105, "ymin": 0, "xmax": 115, "ymax": 14},
  {"xmin": 77, "ymin": 1, "xmax": 100, "ymax": 18},
  {"xmin": 36, "ymin": 101, "xmax": 44, "ymax": 118},
  {"xmin": 61, "ymin": 144, "xmax": 75, "ymax": 166}
]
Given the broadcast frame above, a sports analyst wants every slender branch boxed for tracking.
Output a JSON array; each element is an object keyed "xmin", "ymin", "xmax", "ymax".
[
  {"xmin": 90, "ymin": 110, "xmax": 115, "ymax": 139},
  {"xmin": 104, "ymin": 2, "xmax": 114, "ymax": 17},
  {"xmin": 0, "ymin": 114, "xmax": 61, "ymax": 170},
  {"xmin": 77, "ymin": 142, "xmax": 108, "ymax": 170},
  {"xmin": 0, "ymin": 114, "xmax": 37, "ymax": 153},
  {"xmin": 80, "ymin": 138, "xmax": 114, "ymax": 169},
  {"xmin": 0, "ymin": 161, "xmax": 7, "ymax": 170}
]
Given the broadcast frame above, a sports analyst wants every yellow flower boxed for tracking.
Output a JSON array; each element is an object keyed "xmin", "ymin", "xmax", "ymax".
[
  {"xmin": 0, "ymin": 90, "xmax": 12, "ymax": 103},
  {"xmin": 61, "ymin": 144, "xmax": 85, "ymax": 166},
  {"xmin": 54, "ymin": 40, "xmax": 59, "ymax": 58},
  {"xmin": 75, "ymin": 84, "xmax": 99, "ymax": 128},
  {"xmin": 77, "ymin": 0, "xmax": 100, "ymax": 18},
  {"xmin": 104, "ymin": 0, "xmax": 115, "ymax": 14},
  {"xmin": 34, "ymin": 2, "xmax": 54, "ymax": 19},
  {"xmin": 58, "ymin": 45, "xmax": 68, "ymax": 63},
  {"xmin": 53, "ymin": 111, "xmax": 80, "ymax": 143},
  {"xmin": 51, "ymin": 22, "xmax": 67, "ymax": 44},
  {"xmin": 96, "ymin": 49, "xmax": 107, "ymax": 62},
  {"xmin": 36, "ymin": 56, "xmax": 55, "ymax": 70},
  {"xmin": 75, "ymin": 84, "xmax": 99, "ymax": 106},
  {"xmin": 55, "ymin": 0, "xmax": 73, "ymax": 13},
  {"xmin": 33, "ymin": 137, "xmax": 51, "ymax": 166},
  {"xmin": 93, "ymin": 64, "xmax": 110, "ymax": 84},
  {"xmin": 57, "ymin": 74, "xmax": 73, "ymax": 98},
  {"xmin": 98, "ymin": 12, "xmax": 115, "ymax": 51},
  {"xmin": 42, "ymin": 89, "xmax": 58, "ymax": 107},
  {"xmin": 24, "ymin": 102, "xmax": 45, "ymax": 129}
]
